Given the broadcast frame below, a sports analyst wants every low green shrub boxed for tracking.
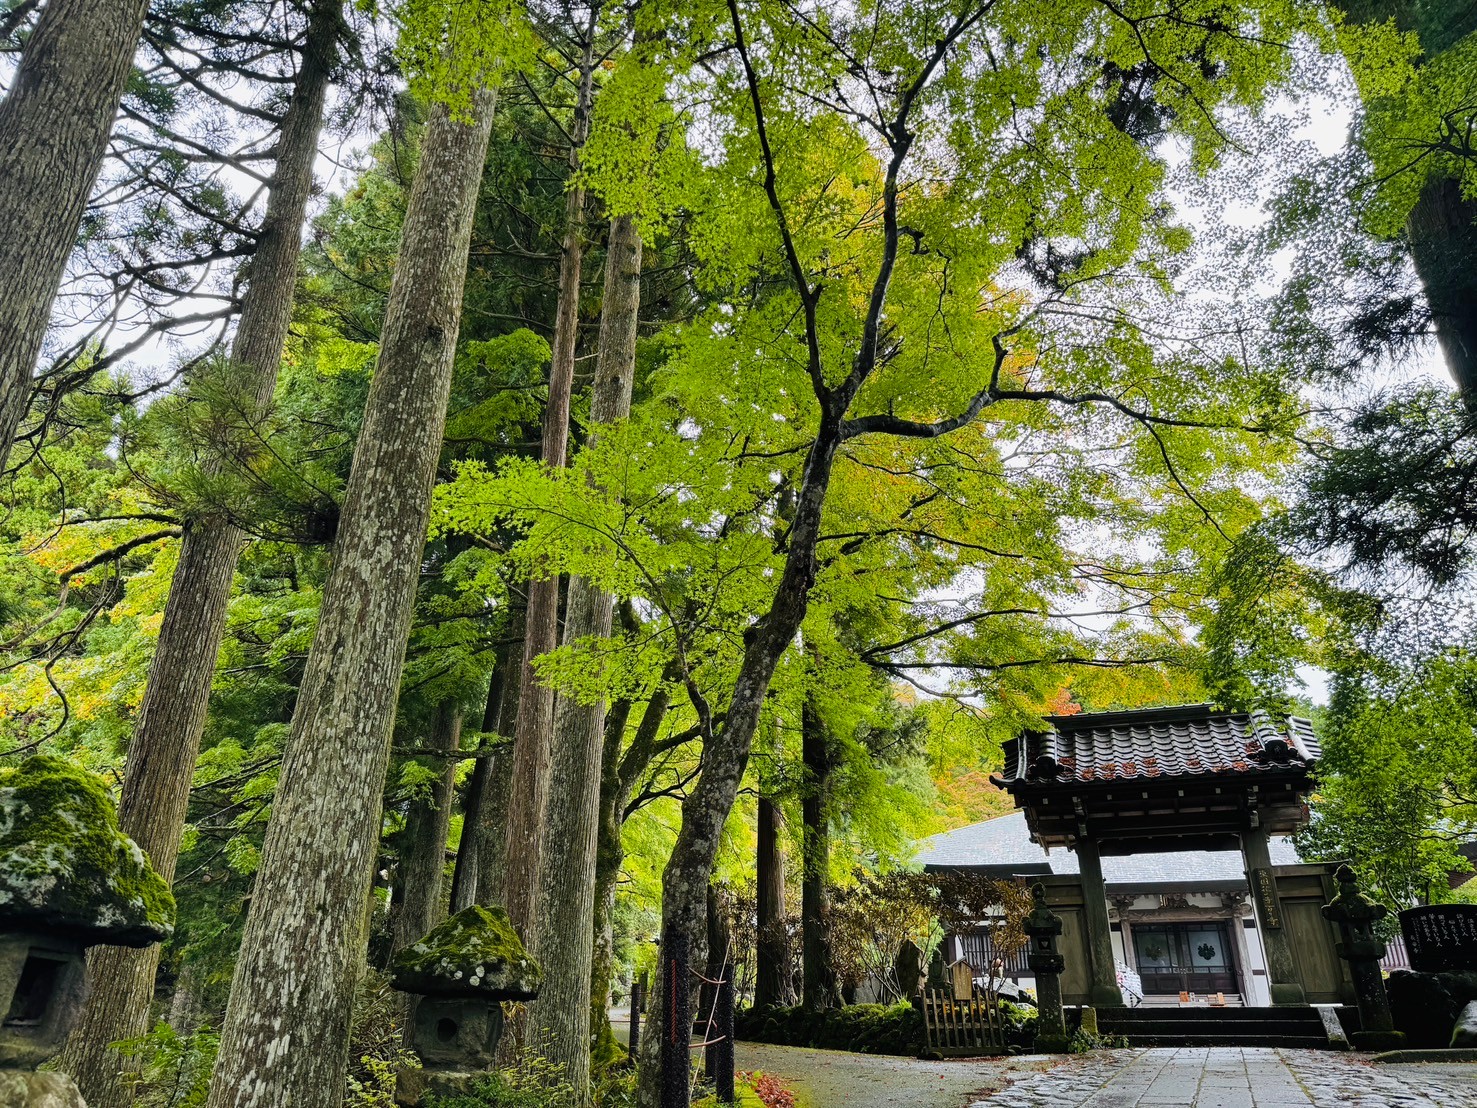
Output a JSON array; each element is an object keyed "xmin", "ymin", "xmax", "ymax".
[
  {"xmin": 425, "ymin": 1057, "xmax": 635, "ymax": 1108},
  {"xmin": 735, "ymin": 998, "xmax": 1038, "ymax": 1056},
  {"xmin": 111, "ymin": 1021, "xmax": 219, "ymax": 1108},
  {"xmin": 734, "ymin": 1002, "xmax": 922, "ymax": 1055}
]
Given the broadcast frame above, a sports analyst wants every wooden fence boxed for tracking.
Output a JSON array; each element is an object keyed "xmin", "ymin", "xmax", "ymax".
[{"xmin": 920, "ymin": 963, "xmax": 1007, "ymax": 1057}]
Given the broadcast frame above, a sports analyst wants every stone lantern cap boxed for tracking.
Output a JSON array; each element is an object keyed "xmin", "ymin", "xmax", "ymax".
[
  {"xmin": 0, "ymin": 756, "xmax": 174, "ymax": 947},
  {"xmin": 1023, "ymin": 884, "xmax": 1063, "ymax": 937},
  {"xmin": 391, "ymin": 905, "xmax": 542, "ymax": 1001},
  {"xmin": 1322, "ymin": 864, "xmax": 1389, "ymax": 927}
]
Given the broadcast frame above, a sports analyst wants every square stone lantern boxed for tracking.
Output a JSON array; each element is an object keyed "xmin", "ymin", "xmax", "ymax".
[
  {"xmin": 0, "ymin": 933, "xmax": 89, "ymax": 1070},
  {"xmin": 390, "ymin": 904, "xmax": 542, "ymax": 1102},
  {"xmin": 0, "ymin": 755, "xmax": 174, "ymax": 1106}
]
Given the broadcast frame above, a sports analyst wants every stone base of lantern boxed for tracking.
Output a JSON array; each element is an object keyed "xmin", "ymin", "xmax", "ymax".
[
  {"xmin": 408, "ymin": 996, "xmax": 504, "ymax": 1070},
  {"xmin": 0, "ymin": 1069, "xmax": 88, "ymax": 1108},
  {"xmin": 1351, "ymin": 1029, "xmax": 1406, "ymax": 1052},
  {"xmin": 394, "ymin": 1066, "xmax": 486, "ymax": 1108}
]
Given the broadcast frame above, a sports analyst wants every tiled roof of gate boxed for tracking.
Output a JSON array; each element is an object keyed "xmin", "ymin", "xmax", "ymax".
[
  {"xmin": 915, "ymin": 811, "xmax": 1301, "ymax": 884},
  {"xmin": 997, "ymin": 703, "xmax": 1319, "ymax": 787}
]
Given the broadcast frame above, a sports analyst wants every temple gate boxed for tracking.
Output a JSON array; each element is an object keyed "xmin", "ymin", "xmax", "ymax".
[{"xmin": 992, "ymin": 704, "xmax": 1350, "ymax": 1009}]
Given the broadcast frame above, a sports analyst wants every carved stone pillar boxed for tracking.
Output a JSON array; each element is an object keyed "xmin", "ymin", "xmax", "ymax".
[
  {"xmin": 1024, "ymin": 884, "xmax": 1070, "ymax": 1053},
  {"xmin": 1322, "ymin": 865, "xmax": 1404, "ymax": 1051}
]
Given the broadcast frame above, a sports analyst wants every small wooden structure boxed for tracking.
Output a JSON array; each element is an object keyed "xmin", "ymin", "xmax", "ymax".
[{"xmin": 920, "ymin": 959, "xmax": 1007, "ymax": 1056}]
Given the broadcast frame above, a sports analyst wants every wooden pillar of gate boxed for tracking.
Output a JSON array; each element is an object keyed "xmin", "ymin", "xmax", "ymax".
[{"xmin": 1242, "ymin": 822, "xmax": 1306, "ymax": 1006}]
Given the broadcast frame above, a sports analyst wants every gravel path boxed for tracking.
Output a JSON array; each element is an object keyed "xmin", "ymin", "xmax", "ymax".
[
  {"xmin": 734, "ymin": 1042, "xmax": 1063, "ymax": 1108},
  {"xmin": 613, "ymin": 1014, "xmax": 1065, "ymax": 1107}
]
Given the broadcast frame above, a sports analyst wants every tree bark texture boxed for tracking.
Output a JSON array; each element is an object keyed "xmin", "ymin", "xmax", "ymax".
[
  {"xmin": 1405, "ymin": 175, "xmax": 1477, "ymax": 407},
  {"xmin": 532, "ymin": 210, "xmax": 644, "ymax": 1090},
  {"xmin": 392, "ymin": 704, "xmax": 462, "ymax": 952},
  {"xmin": 701, "ymin": 883, "xmax": 731, "ymax": 1028},
  {"xmin": 800, "ymin": 702, "xmax": 836, "ymax": 1012},
  {"xmin": 591, "ymin": 681, "xmax": 670, "ymax": 1058},
  {"xmin": 754, "ymin": 794, "xmax": 791, "ymax": 1008},
  {"xmin": 588, "ymin": 695, "xmax": 632, "ymax": 1053},
  {"xmin": 203, "ymin": 85, "xmax": 500, "ymax": 1108},
  {"xmin": 0, "ymin": 0, "xmax": 149, "ymax": 471},
  {"xmin": 58, "ymin": 9, "xmax": 342, "ymax": 1103},
  {"xmin": 449, "ymin": 613, "xmax": 521, "ymax": 913},
  {"xmin": 499, "ymin": 32, "xmax": 598, "ymax": 946}
]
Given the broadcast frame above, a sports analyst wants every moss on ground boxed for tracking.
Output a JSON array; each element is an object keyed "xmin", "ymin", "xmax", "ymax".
[
  {"xmin": 0, "ymin": 754, "xmax": 174, "ymax": 945},
  {"xmin": 392, "ymin": 905, "xmax": 542, "ymax": 1000}
]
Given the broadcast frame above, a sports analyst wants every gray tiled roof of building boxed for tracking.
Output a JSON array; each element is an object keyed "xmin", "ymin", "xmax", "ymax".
[
  {"xmin": 914, "ymin": 810, "xmax": 1301, "ymax": 885},
  {"xmin": 997, "ymin": 703, "xmax": 1320, "ymax": 787}
]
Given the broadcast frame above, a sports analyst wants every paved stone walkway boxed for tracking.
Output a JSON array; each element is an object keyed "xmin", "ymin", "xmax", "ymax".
[{"xmin": 971, "ymin": 1048, "xmax": 1477, "ymax": 1108}]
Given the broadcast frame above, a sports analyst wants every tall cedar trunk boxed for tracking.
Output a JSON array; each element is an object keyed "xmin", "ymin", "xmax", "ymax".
[
  {"xmin": 449, "ymin": 615, "xmax": 520, "ymax": 913},
  {"xmin": 800, "ymin": 702, "xmax": 835, "ymax": 1011},
  {"xmin": 533, "ymin": 210, "xmax": 644, "ymax": 1090},
  {"xmin": 499, "ymin": 27, "xmax": 597, "ymax": 955},
  {"xmin": 754, "ymin": 794, "xmax": 791, "ymax": 1008},
  {"xmin": 202, "ymin": 85, "xmax": 500, "ymax": 1108},
  {"xmin": 636, "ymin": 423, "xmax": 842, "ymax": 1107},
  {"xmin": 58, "ymin": 10, "xmax": 342, "ymax": 1103},
  {"xmin": 391, "ymin": 704, "xmax": 462, "ymax": 952},
  {"xmin": 587, "ymin": 695, "xmax": 632, "ymax": 1055},
  {"xmin": 0, "ymin": 0, "xmax": 149, "ymax": 471},
  {"xmin": 702, "ymin": 883, "xmax": 731, "ymax": 1024},
  {"xmin": 478, "ymin": 602, "xmax": 525, "ymax": 907},
  {"xmin": 591, "ymin": 680, "xmax": 670, "ymax": 1059},
  {"xmin": 1406, "ymin": 175, "xmax": 1477, "ymax": 406}
]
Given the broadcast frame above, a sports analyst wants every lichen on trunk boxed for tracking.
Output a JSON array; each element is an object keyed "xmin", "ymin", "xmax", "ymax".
[
  {"xmin": 532, "ymin": 211, "xmax": 644, "ymax": 1093},
  {"xmin": 202, "ymin": 83, "xmax": 502, "ymax": 1108},
  {"xmin": 58, "ymin": 9, "xmax": 343, "ymax": 1103}
]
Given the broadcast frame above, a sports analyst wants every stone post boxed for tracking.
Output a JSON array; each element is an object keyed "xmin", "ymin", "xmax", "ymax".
[
  {"xmin": 1023, "ymin": 884, "xmax": 1071, "ymax": 1053},
  {"xmin": 1322, "ymin": 865, "xmax": 1405, "ymax": 1051},
  {"xmin": 1240, "ymin": 822, "xmax": 1306, "ymax": 1006},
  {"xmin": 1073, "ymin": 838, "xmax": 1125, "ymax": 1007},
  {"xmin": 631, "ymin": 971, "xmax": 646, "ymax": 1053}
]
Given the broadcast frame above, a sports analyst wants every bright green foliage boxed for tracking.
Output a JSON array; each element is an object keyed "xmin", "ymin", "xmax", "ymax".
[
  {"xmin": 1299, "ymin": 652, "xmax": 1477, "ymax": 909},
  {"xmin": 391, "ymin": 0, "xmax": 535, "ymax": 120},
  {"xmin": 112, "ymin": 1021, "xmax": 220, "ymax": 1108},
  {"xmin": 1337, "ymin": 8, "xmax": 1477, "ymax": 232},
  {"xmin": 435, "ymin": 0, "xmax": 1322, "ymax": 866},
  {"xmin": 0, "ymin": 754, "xmax": 175, "ymax": 944}
]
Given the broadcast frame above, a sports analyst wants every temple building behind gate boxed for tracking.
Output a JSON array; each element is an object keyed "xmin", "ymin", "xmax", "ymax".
[{"xmin": 917, "ymin": 704, "xmax": 1355, "ymax": 1010}]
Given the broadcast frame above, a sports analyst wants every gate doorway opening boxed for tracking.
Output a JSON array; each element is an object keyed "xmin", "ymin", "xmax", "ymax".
[{"xmin": 1131, "ymin": 921, "xmax": 1239, "ymax": 997}]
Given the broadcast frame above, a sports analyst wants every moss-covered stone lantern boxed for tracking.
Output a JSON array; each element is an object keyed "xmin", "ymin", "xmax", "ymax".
[
  {"xmin": 0, "ymin": 756, "xmax": 174, "ymax": 1106},
  {"xmin": 1023, "ymin": 883, "xmax": 1070, "ymax": 1053},
  {"xmin": 1322, "ymin": 864, "xmax": 1404, "ymax": 1052},
  {"xmin": 390, "ymin": 905, "xmax": 541, "ymax": 1103}
]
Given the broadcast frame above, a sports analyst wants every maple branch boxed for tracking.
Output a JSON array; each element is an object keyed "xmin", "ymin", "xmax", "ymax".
[{"xmin": 727, "ymin": 0, "xmax": 829, "ymax": 405}]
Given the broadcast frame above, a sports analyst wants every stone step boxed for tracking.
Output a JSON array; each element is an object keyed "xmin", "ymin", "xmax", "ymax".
[
  {"xmin": 1106, "ymin": 1033, "xmax": 1335, "ymax": 1048},
  {"xmin": 1098, "ymin": 1015, "xmax": 1325, "ymax": 1029},
  {"xmin": 1093, "ymin": 1005, "xmax": 1341, "ymax": 1049},
  {"xmin": 1098, "ymin": 1010, "xmax": 1329, "ymax": 1028},
  {"xmin": 1098, "ymin": 1020, "xmax": 1324, "ymax": 1038}
]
